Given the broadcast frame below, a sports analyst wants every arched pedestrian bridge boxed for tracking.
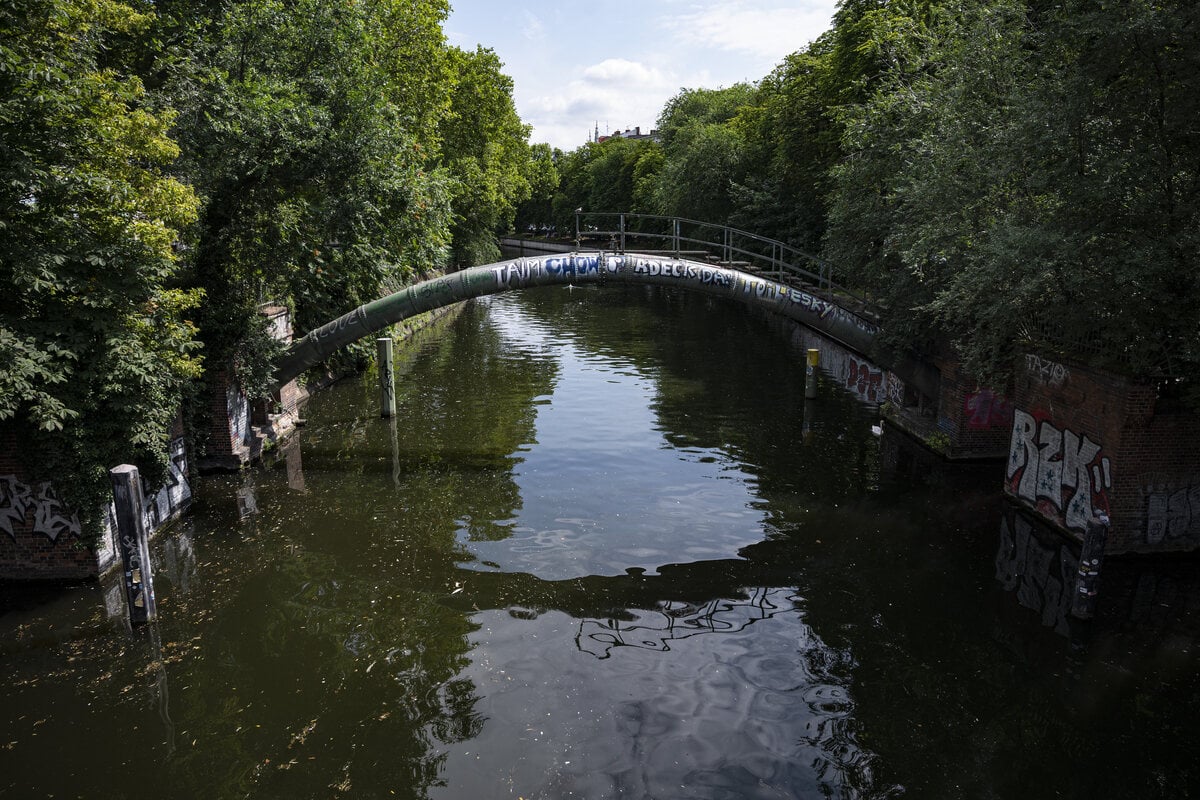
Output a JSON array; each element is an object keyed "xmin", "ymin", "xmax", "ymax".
[{"xmin": 273, "ymin": 252, "xmax": 939, "ymax": 398}]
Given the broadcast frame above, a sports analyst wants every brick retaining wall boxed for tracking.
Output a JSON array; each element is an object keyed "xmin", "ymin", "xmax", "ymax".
[{"xmin": 1005, "ymin": 354, "xmax": 1200, "ymax": 554}]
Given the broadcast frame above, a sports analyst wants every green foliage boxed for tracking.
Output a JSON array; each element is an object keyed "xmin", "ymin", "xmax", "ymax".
[
  {"xmin": 544, "ymin": 136, "xmax": 664, "ymax": 234},
  {"xmin": 2, "ymin": 0, "xmax": 546, "ymax": 535},
  {"xmin": 651, "ymin": 85, "xmax": 753, "ymax": 222},
  {"xmin": 825, "ymin": 0, "xmax": 1200, "ymax": 392},
  {"xmin": 441, "ymin": 46, "xmax": 533, "ymax": 266},
  {"xmin": 513, "ymin": 142, "xmax": 560, "ymax": 232},
  {"xmin": 0, "ymin": 0, "xmax": 202, "ymax": 531},
  {"xmin": 924, "ymin": 431, "xmax": 952, "ymax": 455},
  {"xmin": 168, "ymin": 0, "xmax": 456, "ymax": 383}
]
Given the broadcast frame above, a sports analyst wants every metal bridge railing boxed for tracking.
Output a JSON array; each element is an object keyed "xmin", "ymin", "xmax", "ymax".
[{"xmin": 573, "ymin": 211, "xmax": 864, "ymax": 305}]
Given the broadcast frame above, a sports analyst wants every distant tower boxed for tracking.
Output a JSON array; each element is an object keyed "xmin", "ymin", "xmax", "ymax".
[{"xmin": 593, "ymin": 121, "xmax": 599, "ymax": 143}]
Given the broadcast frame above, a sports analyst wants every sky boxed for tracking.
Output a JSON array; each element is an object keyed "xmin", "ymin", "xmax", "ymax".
[{"xmin": 444, "ymin": 0, "xmax": 840, "ymax": 151}]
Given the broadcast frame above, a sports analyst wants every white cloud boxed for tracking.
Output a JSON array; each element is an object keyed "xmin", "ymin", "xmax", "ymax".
[
  {"xmin": 520, "ymin": 57, "xmax": 680, "ymax": 148},
  {"xmin": 521, "ymin": 10, "xmax": 545, "ymax": 42},
  {"xmin": 582, "ymin": 59, "xmax": 671, "ymax": 88},
  {"xmin": 666, "ymin": 1, "xmax": 832, "ymax": 58},
  {"xmin": 445, "ymin": 0, "xmax": 838, "ymax": 150}
]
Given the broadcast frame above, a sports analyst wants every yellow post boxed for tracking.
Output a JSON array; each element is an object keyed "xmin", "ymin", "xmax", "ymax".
[{"xmin": 805, "ymin": 348, "xmax": 820, "ymax": 399}]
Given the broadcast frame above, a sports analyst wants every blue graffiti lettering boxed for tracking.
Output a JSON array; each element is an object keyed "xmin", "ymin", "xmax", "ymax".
[
  {"xmin": 543, "ymin": 257, "xmax": 572, "ymax": 277},
  {"xmin": 574, "ymin": 255, "xmax": 600, "ymax": 275}
]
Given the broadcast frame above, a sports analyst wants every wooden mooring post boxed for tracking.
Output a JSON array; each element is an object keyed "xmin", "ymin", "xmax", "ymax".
[
  {"xmin": 377, "ymin": 337, "xmax": 396, "ymax": 418},
  {"xmin": 110, "ymin": 465, "xmax": 157, "ymax": 626},
  {"xmin": 1071, "ymin": 514, "xmax": 1110, "ymax": 620}
]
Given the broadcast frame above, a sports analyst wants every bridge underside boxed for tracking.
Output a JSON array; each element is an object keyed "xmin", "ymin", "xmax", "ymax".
[{"xmin": 273, "ymin": 253, "xmax": 938, "ymax": 398}]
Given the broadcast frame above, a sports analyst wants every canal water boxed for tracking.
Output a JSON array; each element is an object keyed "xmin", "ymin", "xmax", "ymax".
[{"xmin": 3, "ymin": 284, "xmax": 1200, "ymax": 799}]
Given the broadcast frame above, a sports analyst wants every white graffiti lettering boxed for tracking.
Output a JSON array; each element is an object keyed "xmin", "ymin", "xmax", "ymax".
[
  {"xmin": 313, "ymin": 309, "xmax": 364, "ymax": 341},
  {"xmin": 785, "ymin": 287, "xmax": 836, "ymax": 320},
  {"xmin": 1143, "ymin": 483, "xmax": 1200, "ymax": 545},
  {"xmin": 629, "ymin": 258, "xmax": 733, "ymax": 287},
  {"xmin": 492, "ymin": 256, "xmax": 603, "ymax": 287},
  {"xmin": 1007, "ymin": 409, "xmax": 1111, "ymax": 532},
  {"xmin": 0, "ymin": 475, "xmax": 33, "ymax": 540},
  {"xmin": 1025, "ymin": 354, "xmax": 1070, "ymax": 387},
  {"xmin": 32, "ymin": 482, "xmax": 82, "ymax": 541},
  {"xmin": 491, "ymin": 260, "xmax": 530, "ymax": 286},
  {"xmin": 740, "ymin": 277, "xmax": 784, "ymax": 301},
  {"xmin": 0, "ymin": 475, "xmax": 82, "ymax": 542}
]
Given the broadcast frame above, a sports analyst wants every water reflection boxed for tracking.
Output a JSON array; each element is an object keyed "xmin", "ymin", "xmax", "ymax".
[
  {"xmin": 996, "ymin": 505, "xmax": 1080, "ymax": 637},
  {"xmin": 282, "ymin": 434, "xmax": 306, "ymax": 493},
  {"xmin": 575, "ymin": 588, "xmax": 803, "ymax": 657},
  {"xmin": 5, "ymin": 284, "xmax": 1200, "ymax": 798},
  {"xmin": 995, "ymin": 501, "xmax": 1200, "ymax": 655}
]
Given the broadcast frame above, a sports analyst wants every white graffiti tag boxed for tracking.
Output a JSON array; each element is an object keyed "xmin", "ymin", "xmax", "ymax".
[
  {"xmin": 1143, "ymin": 484, "xmax": 1200, "ymax": 545},
  {"xmin": 0, "ymin": 475, "xmax": 34, "ymax": 540},
  {"xmin": 1007, "ymin": 409, "xmax": 1112, "ymax": 532},
  {"xmin": 0, "ymin": 475, "xmax": 82, "ymax": 542},
  {"xmin": 1025, "ymin": 355, "xmax": 1070, "ymax": 387}
]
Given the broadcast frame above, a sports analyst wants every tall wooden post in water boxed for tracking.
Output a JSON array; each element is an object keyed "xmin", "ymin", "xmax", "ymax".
[
  {"xmin": 110, "ymin": 465, "xmax": 157, "ymax": 625},
  {"xmin": 1071, "ymin": 515, "xmax": 1110, "ymax": 619},
  {"xmin": 377, "ymin": 337, "xmax": 396, "ymax": 418}
]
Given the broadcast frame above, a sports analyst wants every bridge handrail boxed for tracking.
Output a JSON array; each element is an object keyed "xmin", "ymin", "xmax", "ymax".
[{"xmin": 573, "ymin": 211, "xmax": 864, "ymax": 305}]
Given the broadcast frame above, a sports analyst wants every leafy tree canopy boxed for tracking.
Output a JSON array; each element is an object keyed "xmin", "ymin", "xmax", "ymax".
[
  {"xmin": 440, "ymin": 46, "xmax": 533, "ymax": 266},
  {"xmin": 0, "ymin": 0, "xmax": 202, "ymax": 525},
  {"xmin": 1, "ymin": 0, "xmax": 544, "ymax": 534}
]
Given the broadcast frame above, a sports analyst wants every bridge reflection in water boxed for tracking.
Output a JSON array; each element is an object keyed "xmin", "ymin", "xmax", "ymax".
[{"xmin": 575, "ymin": 588, "xmax": 804, "ymax": 659}]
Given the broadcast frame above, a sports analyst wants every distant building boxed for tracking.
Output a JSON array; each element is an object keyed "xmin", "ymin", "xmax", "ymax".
[
  {"xmin": 593, "ymin": 125, "xmax": 660, "ymax": 144},
  {"xmin": 613, "ymin": 126, "xmax": 657, "ymax": 141}
]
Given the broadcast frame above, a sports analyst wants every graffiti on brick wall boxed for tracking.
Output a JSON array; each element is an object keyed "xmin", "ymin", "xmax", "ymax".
[
  {"xmin": 2, "ymin": 437, "xmax": 190, "ymax": 553},
  {"xmin": 141, "ymin": 437, "xmax": 192, "ymax": 532},
  {"xmin": 228, "ymin": 383, "xmax": 250, "ymax": 447},
  {"xmin": 1143, "ymin": 483, "xmax": 1200, "ymax": 546},
  {"xmin": 1007, "ymin": 409, "xmax": 1112, "ymax": 532},
  {"xmin": 995, "ymin": 511, "xmax": 1079, "ymax": 636},
  {"xmin": 93, "ymin": 438, "xmax": 192, "ymax": 573},
  {"xmin": 0, "ymin": 476, "xmax": 29, "ymax": 539},
  {"xmin": 1025, "ymin": 355, "xmax": 1071, "ymax": 387},
  {"xmin": 965, "ymin": 389, "xmax": 1014, "ymax": 430},
  {"xmin": 0, "ymin": 475, "xmax": 82, "ymax": 542},
  {"xmin": 788, "ymin": 322, "xmax": 901, "ymax": 406},
  {"xmin": 844, "ymin": 357, "xmax": 887, "ymax": 404}
]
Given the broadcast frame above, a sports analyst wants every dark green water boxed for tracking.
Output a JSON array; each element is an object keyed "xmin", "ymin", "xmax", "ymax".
[{"xmin": 3, "ymin": 285, "xmax": 1200, "ymax": 799}]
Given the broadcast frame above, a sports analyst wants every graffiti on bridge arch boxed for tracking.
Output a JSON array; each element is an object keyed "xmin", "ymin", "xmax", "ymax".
[{"xmin": 275, "ymin": 252, "xmax": 885, "ymax": 390}]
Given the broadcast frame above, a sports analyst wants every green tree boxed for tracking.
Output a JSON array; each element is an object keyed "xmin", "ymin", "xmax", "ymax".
[
  {"xmin": 0, "ymin": 0, "xmax": 202, "ymax": 529},
  {"xmin": 827, "ymin": 0, "xmax": 1200, "ymax": 395},
  {"xmin": 513, "ymin": 143, "xmax": 561, "ymax": 233},
  {"xmin": 652, "ymin": 84, "xmax": 754, "ymax": 223},
  {"xmin": 170, "ymin": 0, "xmax": 454, "ymax": 389},
  {"xmin": 545, "ymin": 136, "xmax": 663, "ymax": 234},
  {"xmin": 822, "ymin": 0, "xmax": 951, "ymax": 349},
  {"xmin": 733, "ymin": 0, "xmax": 940, "ymax": 254},
  {"xmin": 440, "ymin": 46, "xmax": 533, "ymax": 266}
]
